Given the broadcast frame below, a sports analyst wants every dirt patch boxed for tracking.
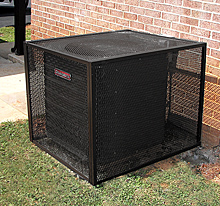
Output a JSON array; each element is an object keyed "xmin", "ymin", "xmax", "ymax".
[{"xmin": 135, "ymin": 145, "xmax": 220, "ymax": 185}]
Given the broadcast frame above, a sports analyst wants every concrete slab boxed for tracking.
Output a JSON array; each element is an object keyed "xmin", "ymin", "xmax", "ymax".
[
  {"xmin": 0, "ymin": 53, "xmax": 27, "ymax": 123},
  {"xmin": 0, "ymin": 98, "xmax": 27, "ymax": 122}
]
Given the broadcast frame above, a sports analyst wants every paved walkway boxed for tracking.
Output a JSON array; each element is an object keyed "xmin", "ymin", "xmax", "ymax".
[{"xmin": 0, "ymin": 42, "xmax": 28, "ymax": 123}]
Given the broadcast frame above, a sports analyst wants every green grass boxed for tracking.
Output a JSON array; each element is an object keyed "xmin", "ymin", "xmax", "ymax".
[
  {"xmin": 0, "ymin": 121, "xmax": 220, "ymax": 205},
  {"xmin": 0, "ymin": 26, "xmax": 31, "ymax": 42}
]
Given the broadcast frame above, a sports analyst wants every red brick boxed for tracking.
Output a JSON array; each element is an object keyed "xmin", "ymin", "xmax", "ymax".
[
  {"xmin": 204, "ymin": 90, "xmax": 216, "ymax": 101},
  {"xmin": 211, "ymin": 49, "xmax": 220, "ymax": 59},
  {"xmin": 180, "ymin": 33, "xmax": 199, "ymax": 41},
  {"xmin": 124, "ymin": 12, "xmax": 137, "ymax": 21},
  {"xmin": 116, "ymin": 18, "xmax": 129, "ymax": 27},
  {"xmin": 84, "ymin": 17, "xmax": 96, "ymax": 24},
  {"xmin": 86, "ymin": 4, "xmax": 97, "ymax": 11},
  {"xmin": 46, "ymin": 19, "xmax": 56, "ymax": 25},
  {"xmin": 213, "ymin": 111, "xmax": 220, "ymax": 121},
  {"xmin": 80, "ymin": 22, "xmax": 91, "ymax": 30},
  {"xmin": 39, "ymin": 6, "xmax": 46, "ymax": 12},
  {"xmin": 213, "ymin": 14, "xmax": 220, "ymax": 23},
  {"xmin": 191, "ymin": 10, "xmax": 211, "ymax": 20},
  {"xmin": 165, "ymin": 0, "xmax": 182, "ymax": 6},
  {"xmin": 39, "ymin": 27, "xmax": 47, "ymax": 34},
  {"xmin": 35, "ymin": 10, "xmax": 43, "ymax": 16},
  {"xmin": 80, "ymin": 9, "xmax": 90, "ymax": 17},
  {"xmin": 43, "ymin": 33, "xmax": 51, "ymax": 39},
  {"xmin": 56, "ymin": 22, "xmax": 64, "ymax": 28},
  {"xmin": 50, "ymin": 14, "xmax": 59, "ymax": 21},
  {"xmin": 138, "ymin": 16, "xmax": 153, "ymax": 24},
  {"xmin": 75, "ymin": 27, "xmax": 86, "ymax": 34},
  {"xmin": 103, "ymin": 15, "xmax": 116, "ymax": 23},
  {"xmin": 69, "ymin": 7, "xmax": 79, "ymax": 14},
  {"xmin": 191, "ymin": 27, "xmax": 211, "ymax": 38},
  {"xmin": 162, "ymin": 13, "xmax": 179, "ymax": 22},
  {"xmin": 145, "ymin": 25, "xmax": 161, "ymax": 34},
  {"xmin": 180, "ymin": 16, "xmax": 198, "ymax": 26},
  {"xmin": 140, "ymin": 1, "xmax": 155, "ymax": 9},
  {"xmin": 31, "ymin": 15, "xmax": 38, "ymax": 21},
  {"xmin": 34, "ymin": 31, "xmax": 43, "ymax": 38},
  {"xmin": 207, "ymin": 66, "xmax": 220, "ymax": 77},
  {"xmin": 172, "ymin": 23, "xmax": 190, "ymax": 33},
  {"xmin": 48, "ymin": 30, "xmax": 56, "ymax": 37},
  {"xmin": 39, "ymin": 16, "xmax": 47, "ymax": 23},
  {"xmin": 75, "ymin": 2, "xmax": 85, "ymax": 9},
  {"xmin": 154, "ymin": 19, "xmax": 171, "ymax": 28},
  {"xmin": 200, "ymin": 38, "xmax": 220, "ymax": 50},
  {"xmin": 204, "ymin": 3, "xmax": 220, "ymax": 13},
  {"xmin": 59, "ymin": 17, "xmax": 70, "ymax": 24},
  {"xmin": 183, "ymin": 0, "xmax": 202, "ymax": 9},
  {"xmin": 125, "ymin": 0, "xmax": 139, "ymax": 6},
  {"xmin": 115, "ymin": 3, "xmax": 129, "ymax": 11},
  {"xmin": 203, "ymin": 107, "xmax": 214, "ymax": 117},
  {"xmin": 56, "ymin": 10, "xmax": 65, "ymax": 16},
  {"xmin": 145, "ymin": 9, "xmax": 161, "ymax": 18},
  {"xmin": 65, "ymin": 0, "xmax": 74, "ymax": 6},
  {"xmin": 91, "ymin": 12, "xmax": 102, "ymax": 19},
  {"xmin": 97, "ymin": 6, "xmax": 109, "ymax": 14},
  {"xmin": 130, "ymin": 21, "xmax": 144, "ymax": 30},
  {"xmin": 109, "ymin": 23, "xmax": 124, "ymax": 31},
  {"xmin": 206, "ymin": 81, "xmax": 220, "ymax": 94},
  {"xmin": 51, "ymin": 26, "xmax": 60, "ymax": 32},
  {"xmin": 55, "ymin": 0, "xmax": 64, "ymax": 4},
  {"xmin": 34, "ymin": 20, "xmax": 43, "ymax": 27},
  {"xmin": 65, "ymin": 12, "xmax": 75, "ymax": 19},
  {"xmin": 205, "ymin": 73, "xmax": 218, "ymax": 84},
  {"xmin": 155, "ymin": 3, "xmax": 172, "ymax": 12},
  {"xmin": 212, "ymin": 32, "xmax": 220, "ymax": 41},
  {"xmin": 207, "ymin": 57, "xmax": 220, "ymax": 68},
  {"xmin": 204, "ymin": 99, "xmax": 220, "ymax": 112},
  {"xmin": 173, "ymin": 6, "xmax": 190, "ymax": 15},
  {"xmin": 97, "ymin": 20, "xmax": 110, "ymax": 28},
  {"xmin": 60, "ymin": 28, "xmax": 69, "ymax": 35},
  {"xmin": 47, "ymin": 8, "xmax": 56, "ymax": 14},
  {"xmin": 200, "ymin": 20, "xmax": 220, "ymax": 32},
  {"xmin": 130, "ymin": 6, "xmax": 145, "ymax": 15},
  {"xmin": 65, "ymin": 24, "xmax": 74, "ymax": 31},
  {"xmin": 91, "ymin": 25, "xmax": 103, "ymax": 33},
  {"xmin": 43, "ymin": 13, "xmax": 50, "ymax": 18},
  {"xmin": 32, "ymin": 4, "xmax": 39, "ymax": 10},
  {"xmin": 162, "ymin": 29, "xmax": 180, "ymax": 38},
  {"xmin": 102, "ymin": 1, "xmax": 115, "ymax": 8},
  {"xmin": 92, "ymin": 0, "xmax": 102, "ymax": 6},
  {"xmin": 110, "ymin": 9, "xmax": 123, "ymax": 18}
]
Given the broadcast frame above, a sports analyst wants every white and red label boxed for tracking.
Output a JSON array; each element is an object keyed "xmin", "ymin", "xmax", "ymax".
[{"xmin": 54, "ymin": 68, "xmax": 71, "ymax": 81}]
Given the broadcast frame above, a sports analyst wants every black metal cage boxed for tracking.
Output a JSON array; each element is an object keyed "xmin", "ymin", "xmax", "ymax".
[{"xmin": 24, "ymin": 30, "xmax": 206, "ymax": 185}]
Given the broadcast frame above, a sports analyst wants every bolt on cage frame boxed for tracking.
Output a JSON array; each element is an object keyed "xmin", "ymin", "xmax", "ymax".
[{"xmin": 24, "ymin": 30, "xmax": 206, "ymax": 185}]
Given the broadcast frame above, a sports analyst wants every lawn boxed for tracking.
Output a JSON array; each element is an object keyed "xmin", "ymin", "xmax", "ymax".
[
  {"xmin": 0, "ymin": 25, "xmax": 31, "ymax": 43},
  {"xmin": 0, "ymin": 121, "xmax": 220, "ymax": 205}
]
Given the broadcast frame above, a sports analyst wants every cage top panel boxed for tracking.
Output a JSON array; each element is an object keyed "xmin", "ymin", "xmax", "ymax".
[{"xmin": 29, "ymin": 30, "xmax": 200, "ymax": 62}]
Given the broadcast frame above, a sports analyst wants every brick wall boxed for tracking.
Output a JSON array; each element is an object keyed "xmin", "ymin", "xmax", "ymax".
[{"xmin": 31, "ymin": 0, "xmax": 220, "ymax": 145}]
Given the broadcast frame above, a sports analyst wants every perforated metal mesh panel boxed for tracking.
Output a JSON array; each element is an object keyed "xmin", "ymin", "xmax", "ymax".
[
  {"xmin": 25, "ymin": 30, "xmax": 206, "ymax": 185},
  {"xmin": 27, "ymin": 47, "xmax": 89, "ymax": 178}
]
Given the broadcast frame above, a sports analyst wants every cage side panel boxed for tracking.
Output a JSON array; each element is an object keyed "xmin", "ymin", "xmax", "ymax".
[
  {"xmin": 93, "ymin": 54, "xmax": 168, "ymax": 182},
  {"xmin": 93, "ymin": 47, "xmax": 203, "ymax": 183},
  {"xmin": 27, "ymin": 47, "xmax": 90, "ymax": 178},
  {"xmin": 27, "ymin": 46, "xmax": 46, "ymax": 140}
]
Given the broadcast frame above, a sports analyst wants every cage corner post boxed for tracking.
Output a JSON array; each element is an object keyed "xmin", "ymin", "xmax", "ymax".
[
  {"xmin": 197, "ymin": 43, "xmax": 207, "ymax": 143},
  {"xmin": 88, "ymin": 62, "xmax": 97, "ymax": 186},
  {"xmin": 23, "ymin": 43, "xmax": 33, "ymax": 142}
]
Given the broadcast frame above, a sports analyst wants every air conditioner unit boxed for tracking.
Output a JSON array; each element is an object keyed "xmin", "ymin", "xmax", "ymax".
[{"xmin": 24, "ymin": 30, "xmax": 206, "ymax": 185}]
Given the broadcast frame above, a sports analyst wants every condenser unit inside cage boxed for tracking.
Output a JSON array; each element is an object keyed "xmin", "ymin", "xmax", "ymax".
[{"xmin": 24, "ymin": 30, "xmax": 206, "ymax": 185}]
